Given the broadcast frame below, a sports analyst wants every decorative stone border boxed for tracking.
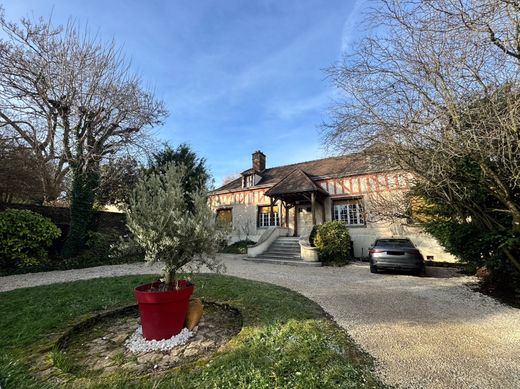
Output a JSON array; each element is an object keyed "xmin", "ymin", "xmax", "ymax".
[
  {"xmin": 56, "ymin": 305, "xmax": 138, "ymax": 350},
  {"xmin": 35, "ymin": 301, "xmax": 243, "ymax": 384}
]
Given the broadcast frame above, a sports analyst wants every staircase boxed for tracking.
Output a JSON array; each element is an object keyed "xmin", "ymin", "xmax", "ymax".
[
  {"xmin": 246, "ymin": 237, "xmax": 322, "ymax": 267},
  {"xmin": 260, "ymin": 237, "xmax": 301, "ymax": 259}
]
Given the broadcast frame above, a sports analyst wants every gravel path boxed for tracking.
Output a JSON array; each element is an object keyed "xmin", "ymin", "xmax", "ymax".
[{"xmin": 1, "ymin": 255, "xmax": 519, "ymax": 389}]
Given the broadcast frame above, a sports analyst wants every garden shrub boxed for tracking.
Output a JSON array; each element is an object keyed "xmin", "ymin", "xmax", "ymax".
[
  {"xmin": 314, "ymin": 220, "xmax": 352, "ymax": 263},
  {"xmin": 0, "ymin": 209, "xmax": 61, "ymax": 270},
  {"xmin": 219, "ymin": 239, "xmax": 256, "ymax": 254},
  {"xmin": 58, "ymin": 229, "xmax": 145, "ymax": 270},
  {"xmin": 83, "ymin": 229, "xmax": 122, "ymax": 259},
  {"xmin": 424, "ymin": 218, "xmax": 520, "ymax": 292}
]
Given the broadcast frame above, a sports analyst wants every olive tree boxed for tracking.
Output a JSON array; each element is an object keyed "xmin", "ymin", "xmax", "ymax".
[
  {"xmin": 126, "ymin": 163, "xmax": 226, "ymax": 290},
  {"xmin": 0, "ymin": 12, "xmax": 166, "ymax": 256}
]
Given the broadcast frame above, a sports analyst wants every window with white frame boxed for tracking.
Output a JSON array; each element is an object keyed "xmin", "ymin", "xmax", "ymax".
[
  {"xmin": 333, "ymin": 198, "xmax": 365, "ymax": 226},
  {"xmin": 242, "ymin": 175, "xmax": 255, "ymax": 188},
  {"xmin": 257, "ymin": 205, "xmax": 279, "ymax": 227}
]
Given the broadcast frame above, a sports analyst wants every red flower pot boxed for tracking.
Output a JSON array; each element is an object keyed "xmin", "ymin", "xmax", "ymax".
[{"xmin": 134, "ymin": 280, "xmax": 194, "ymax": 340}]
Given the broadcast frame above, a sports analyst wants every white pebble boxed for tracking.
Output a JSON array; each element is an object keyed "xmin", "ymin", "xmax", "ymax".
[{"xmin": 125, "ymin": 326, "xmax": 194, "ymax": 353}]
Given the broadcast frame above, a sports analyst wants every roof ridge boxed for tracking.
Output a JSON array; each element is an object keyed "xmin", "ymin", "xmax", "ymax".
[
  {"xmin": 263, "ymin": 152, "xmax": 363, "ymax": 173},
  {"xmin": 211, "ymin": 151, "xmax": 377, "ymax": 194}
]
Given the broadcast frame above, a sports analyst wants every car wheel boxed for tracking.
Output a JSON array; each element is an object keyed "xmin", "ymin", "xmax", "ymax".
[
  {"xmin": 416, "ymin": 266, "xmax": 426, "ymax": 277},
  {"xmin": 370, "ymin": 264, "xmax": 378, "ymax": 274}
]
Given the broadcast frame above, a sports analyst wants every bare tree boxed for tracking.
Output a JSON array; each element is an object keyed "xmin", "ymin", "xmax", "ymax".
[
  {"xmin": 233, "ymin": 213, "xmax": 255, "ymax": 242},
  {"xmin": 365, "ymin": 187, "xmax": 412, "ymax": 224},
  {"xmin": 324, "ymin": 0, "xmax": 520, "ymax": 270},
  {"xmin": 221, "ymin": 174, "xmax": 240, "ymax": 186},
  {"xmin": 0, "ymin": 13, "xmax": 167, "ymax": 256}
]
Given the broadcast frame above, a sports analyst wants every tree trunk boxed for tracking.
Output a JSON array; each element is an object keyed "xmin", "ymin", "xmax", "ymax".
[
  {"xmin": 62, "ymin": 164, "xmax": 100, "ymax": 257},
  {"xmin": 164, "ymin": 270, "xmax": 176, "ymax": 290}
]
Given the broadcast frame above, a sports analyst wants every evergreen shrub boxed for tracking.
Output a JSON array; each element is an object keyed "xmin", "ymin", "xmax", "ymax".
[
  {"xmin": 0, "ymin": 209, "xmax": 61, "ymax": 270},
  {"xmin": 314, "ymin": 220, "xmax": 352, "ymax": 263}
]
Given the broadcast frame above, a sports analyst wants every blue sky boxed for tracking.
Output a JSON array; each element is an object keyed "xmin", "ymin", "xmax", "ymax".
[{"xmin": 2, "ymin": 0, "xmax": 366, "ymax": 185}]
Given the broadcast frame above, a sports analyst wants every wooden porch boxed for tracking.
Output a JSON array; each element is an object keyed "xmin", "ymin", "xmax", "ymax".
[{"xmin": 264, "ymin": 168, "xmax": 328, "ymax": 236}]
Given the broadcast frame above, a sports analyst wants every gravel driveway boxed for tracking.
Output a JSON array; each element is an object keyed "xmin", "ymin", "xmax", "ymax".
[{"xmin": 1, "ymin": 255, "xmax": 519, "ymax": 389}]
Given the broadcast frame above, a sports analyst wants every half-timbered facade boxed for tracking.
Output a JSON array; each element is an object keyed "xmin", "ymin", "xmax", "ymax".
[{"xmin": 210, "ymin": 150, "xmax": 455, "ymax": 261}]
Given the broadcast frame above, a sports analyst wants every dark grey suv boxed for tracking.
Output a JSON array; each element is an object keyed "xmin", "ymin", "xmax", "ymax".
[{"xmin": 369, "ymin": 238, "xmax": 425, "ymax": 276}]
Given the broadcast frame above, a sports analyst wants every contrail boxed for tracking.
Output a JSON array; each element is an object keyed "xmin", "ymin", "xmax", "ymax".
[{"xmin": 340, "ymin": 0, "xmax": 364, "ymax": 54}]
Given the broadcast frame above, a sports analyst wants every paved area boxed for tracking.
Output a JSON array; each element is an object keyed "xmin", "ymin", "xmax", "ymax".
[{"xmin": 1, "ymin": 255, "xmax": 519, "ymax": 389}]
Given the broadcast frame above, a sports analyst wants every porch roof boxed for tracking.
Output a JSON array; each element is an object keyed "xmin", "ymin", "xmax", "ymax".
[{"xmin": 264, "ymin": 169, "xmax": 328, "ymax": 199}]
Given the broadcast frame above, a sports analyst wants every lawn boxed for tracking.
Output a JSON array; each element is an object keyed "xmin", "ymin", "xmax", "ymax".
[{"xmin": 0, "ymin": 274, "xmax": 384, "ymax": 388}]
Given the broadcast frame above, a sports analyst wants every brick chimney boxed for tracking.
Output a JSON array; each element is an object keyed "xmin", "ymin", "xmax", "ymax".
[{"xmin": 252, "ymin": 150, "xmax": 266, "ymax": 172}]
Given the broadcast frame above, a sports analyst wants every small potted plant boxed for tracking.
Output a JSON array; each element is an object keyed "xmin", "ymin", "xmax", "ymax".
[{"xmin": 126, "ymin": 163, "xmax": 226, "ymax": 340}]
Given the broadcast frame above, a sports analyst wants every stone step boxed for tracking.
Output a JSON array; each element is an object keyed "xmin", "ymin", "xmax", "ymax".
[
  {"xmin": 270, "ymin": 242, "xmax": 300, "ymax": 246},
  {"xmin": 264, "ymin": 250, "xmax": 300, "ymax": 257},
  {"xmin": 265, "ymin": 249, "xmax": 300, "ymax": 254},
  {"xmin": 269, "ymin": 243, "xmax": 300, "ymax": 248},
  {"xmin": 268, "ymin": 247, "xmax": 299, "ymax": 253},
  {"xmin": 266, "ymin": 245, "xmax": 300, "ymax": 251},
  {"xmin": 258, "ymin": 253, "xmax": 301, "ymax": 259},
  {"xmin": 244, "ymin": 257, "xmax": 322, "ymax": 267}
]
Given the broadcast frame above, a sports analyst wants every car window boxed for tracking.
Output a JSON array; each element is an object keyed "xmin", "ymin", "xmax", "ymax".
[{"xmin": 374, "ymin": 239, "xmax": 414, "ymax": 248}]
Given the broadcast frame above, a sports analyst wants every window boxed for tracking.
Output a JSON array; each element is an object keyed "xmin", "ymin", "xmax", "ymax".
[
  {"xmin": 216, "ymin": 208, "xmax": 232, "ymax": 224},
  {"xmin": 374, "ymin": 239, "xmax": 414, "ymax": 248},
  {"xmin": 333, "ymin": 198, "xmax": 365, "ymax": 226},
  {"xmin": 242, "ymin": 175, "xmax": 254, "ymax": 188},
  {"xmin": 257, "ymin": 205, "xmax": 279, "ymax": 227}
]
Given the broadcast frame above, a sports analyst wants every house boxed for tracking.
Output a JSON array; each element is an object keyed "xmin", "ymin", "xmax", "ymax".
[{"xmin": 209, "ymin": 150, "xmax": 455, "ymax": 262}]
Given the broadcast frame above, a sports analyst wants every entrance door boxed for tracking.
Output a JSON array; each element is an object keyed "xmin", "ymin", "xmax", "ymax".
[{"xmin": 296, "ymin": 204, "xmax": 313, "ymax": 236}]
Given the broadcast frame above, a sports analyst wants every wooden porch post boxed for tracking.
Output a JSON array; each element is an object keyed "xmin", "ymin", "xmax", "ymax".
[
  {"xmin": 270, "ymin": 197, "xmax": 275, "ymax": 226},
  {"xmin": 285, "ymin": 203, "xmax": 289, "ymax": 228},
  {"xmin": 311, "ymin": 192, "xmax": 316, "ymax": 225},
  {"xmin": 293, "ymin": 204, "xmax": 298, "ymax": 237}
]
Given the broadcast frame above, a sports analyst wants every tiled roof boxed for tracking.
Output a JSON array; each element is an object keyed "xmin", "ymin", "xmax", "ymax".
[{"xmin": 212, "ymin": 152, "xmax": 392, "ymax": 193}]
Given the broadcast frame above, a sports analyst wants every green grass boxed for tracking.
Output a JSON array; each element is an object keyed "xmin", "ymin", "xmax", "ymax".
[
  {"xmin": 0, "ymin": 274, "xmax": 384, "ymax": 388},
  {"xmin": 49, "ymin": 348, "xmax": 77, "ymax": 374}
]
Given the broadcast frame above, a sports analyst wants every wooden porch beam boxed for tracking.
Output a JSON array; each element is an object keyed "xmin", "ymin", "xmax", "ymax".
[{"xmin": 311, "ymin": 192, "xmax": 316, "ymax": 225}]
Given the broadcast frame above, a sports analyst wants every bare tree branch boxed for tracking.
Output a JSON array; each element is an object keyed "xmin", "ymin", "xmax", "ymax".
[{"xmin": 0, "ymin": 14, "xmax": 168, "ymax": 201}]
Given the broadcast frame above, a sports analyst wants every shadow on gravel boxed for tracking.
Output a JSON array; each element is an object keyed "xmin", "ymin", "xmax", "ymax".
[
  {"xmin": 424, "ymin": 266, "xmax": 467, "ymax": 278},
  {"xmin": 353, "ymin": 261, "xmax": 466, "ymax": 279}
]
